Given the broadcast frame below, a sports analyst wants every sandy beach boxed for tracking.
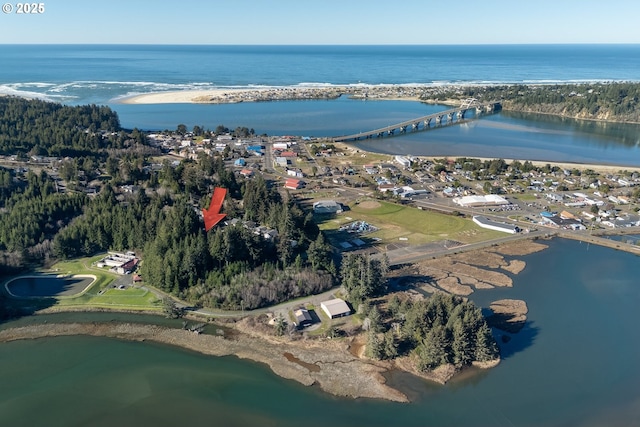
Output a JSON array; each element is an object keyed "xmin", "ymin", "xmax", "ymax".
[
  {"xmin": 419, "ymin": 156, "xmax": 640, "ymax": 174},
  {"xmin": 120, "ymin": 89, "xmax": 235, "ymax": 104}
]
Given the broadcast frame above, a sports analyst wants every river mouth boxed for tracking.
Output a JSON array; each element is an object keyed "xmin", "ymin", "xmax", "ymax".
[{"xmin": 5, "ymin": 275, "xmax": 95, "ymax": 298}]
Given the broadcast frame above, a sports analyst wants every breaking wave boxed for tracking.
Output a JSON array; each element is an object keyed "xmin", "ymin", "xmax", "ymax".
[{"xmin": 1, "ymin": 78, "xmax": 635, "ymax": 105}]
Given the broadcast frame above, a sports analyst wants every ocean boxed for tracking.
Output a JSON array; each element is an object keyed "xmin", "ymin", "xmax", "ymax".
[
  {"xmin": 2, "ymin": 44, "xmax": 640, "ymax": 104},
  {"xmin": 2, "ymin": 44, "xmax": 640, "ymax": 166}
]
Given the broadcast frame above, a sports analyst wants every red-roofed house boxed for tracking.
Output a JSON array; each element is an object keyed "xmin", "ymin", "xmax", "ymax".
[{"xmin": 284, "ymin": 178, "xmax": 304, "ymax": 190}]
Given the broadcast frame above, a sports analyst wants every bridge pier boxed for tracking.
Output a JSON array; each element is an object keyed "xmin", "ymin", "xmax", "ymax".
[
  {"xmin": 447, "ymin": 112, "xmax": 454, "ymax": 122},
  {"xmin": 435, "ymin": 116, "xmax": 443, "ymax": 125},
  {"xmin": 424, "ymin": 118, "xmax": 432, "ymax": 127}
]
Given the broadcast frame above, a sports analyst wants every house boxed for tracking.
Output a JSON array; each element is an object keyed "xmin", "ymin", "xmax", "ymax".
[
  {"xmin": 274, "ymin": 157, "xmax": 288, "ymax": 167},
  {"xmin": 320, "ymin": 298, "xmax": 351, "ymax": 319},
  {"xmin": 539, "ymin": 212, "xmax": 584, "ymax": 229},
  {"xmin": 546, "ymin": 193, "xmax": 563, "ymax": 203},
  {"xmin": 246, "ymin": 145, "xmax": 264, "ymax": 154},
  {"xmin": 377, "ymin": 184, "xmax": 396, "ymax": 193},
  {"xmin": 287, "ymin": 169, "xmax": 304, "ymax": 178},
  {"xmin": 116, "ymin": 258, "xmax": 139, "ymax": 275},
  {"xmin": 284, "ymin": 178, "xmax": 304, "ymax": 190},
  {"xmin": 394, "ymin": 155, "xmax": 412, "ymax": 169},
  {"xmin": 240, "ymin": 169, "xmax": 254, "ymax": 178},
  {"xmin": 363, "ymin": 164, "xmax": 377, "ymax": 175},
  {"xmin": 294, "ymin": 309, "xmax": 313, "ymax": 327},
  {"xmin": 234, "ymin": 158, "xmax": 246, "ymax": 167}
]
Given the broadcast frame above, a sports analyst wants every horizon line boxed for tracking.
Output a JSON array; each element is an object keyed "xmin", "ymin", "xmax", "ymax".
[{"xmin": 1, "ymin": 42, "xmax": 640, "ymax": 47}]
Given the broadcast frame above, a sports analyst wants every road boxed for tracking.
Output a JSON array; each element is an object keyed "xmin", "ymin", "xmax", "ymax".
[{"xmin": 180, "ymin": 286, "xmax": 344, "ymax": 319}]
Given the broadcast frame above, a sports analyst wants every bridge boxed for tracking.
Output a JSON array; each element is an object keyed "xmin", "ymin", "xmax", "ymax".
[{"xmin": 333, "ymin": 98, "xmax": 501, "ymax": 143}]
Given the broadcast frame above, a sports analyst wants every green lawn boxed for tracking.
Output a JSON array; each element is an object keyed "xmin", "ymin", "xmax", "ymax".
[
  {"xmin": 319, "ymin": 200, "xmax": 506, "ymax": 245},
  {"xmin": 55, "ymin": 285, "xmax": 161, "ymax": 311},
  {"xmin": 5, "ymin": 254, "xmax": 162, "ymax": 312}
]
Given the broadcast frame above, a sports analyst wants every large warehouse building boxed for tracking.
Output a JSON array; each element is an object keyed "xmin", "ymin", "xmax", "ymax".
[{"xmin": 453, "ymin": 194, "xmax": 509, "ymax": 207}]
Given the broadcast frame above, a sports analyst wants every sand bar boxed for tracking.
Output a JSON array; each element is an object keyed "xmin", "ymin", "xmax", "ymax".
[
  {"xmin": 119, "ymin": 89, "xmax": 234, "ymax": 104},
  {"xmin": 117, "ymin": 85, "xmax": 426, "ymax": 105}
]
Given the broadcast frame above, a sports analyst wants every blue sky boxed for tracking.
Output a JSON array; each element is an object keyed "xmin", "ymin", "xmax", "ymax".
[{"xmin": 1, "ymin": 0, "xmax": 639, "ymax": 44}]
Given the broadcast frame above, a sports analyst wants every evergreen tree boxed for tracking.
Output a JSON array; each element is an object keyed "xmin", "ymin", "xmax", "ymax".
[
  {"xmin": 416, "ymin": 325, "xmax": 451, "ymax": 371},
  {"xmin": 475, "ymin": 323, "xmax": 499, "ymax": 362},
  {"xmin": 366, "ymin": 330, "xmax": 383, "ymax": 360}
]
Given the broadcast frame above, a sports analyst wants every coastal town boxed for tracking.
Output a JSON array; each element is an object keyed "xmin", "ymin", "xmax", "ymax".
[
  {"xmin": 1, "ymin": 85, "xmax": 640, "ymax": 403},
  {"xmin": 4, "ymin": 0, "xmax": 640, "ymax": 423}
]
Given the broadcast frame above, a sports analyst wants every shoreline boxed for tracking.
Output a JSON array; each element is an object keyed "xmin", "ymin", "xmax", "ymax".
[
  {"xmin": 0, "ymin": 321, "xmax": 411, "ymax": 403},
  {"xmin": 0, "ymin": 318, "xmax": 506, "ymax": 403},
  {"xmin": 0, "ymin": 241, "xmax": 550, "ymax": 402},
  {"xmin": 416, "ymin": 155, "xmax": 640, "ymax": 174}
]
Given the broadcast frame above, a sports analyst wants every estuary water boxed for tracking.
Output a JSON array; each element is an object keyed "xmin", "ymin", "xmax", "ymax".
[
  {"xmin": 112, "ymin": 97, "xmax": 640, "ymax": 166},
  {"xmin": 2, "ymin": 239, "xmax": 640, "ymax": 427}
]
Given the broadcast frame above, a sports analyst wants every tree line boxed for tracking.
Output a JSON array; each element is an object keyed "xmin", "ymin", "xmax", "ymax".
[
  {"xmin": 426, "ymin": 82, "xmax": 640, "ymax": 123},
  {"xmin": 0, "ymin": 96, "xmax": 135, "ymax": 157},
  {"xmin": 365, "ymin": 292, "xmax": 499, "ymax": 371}
]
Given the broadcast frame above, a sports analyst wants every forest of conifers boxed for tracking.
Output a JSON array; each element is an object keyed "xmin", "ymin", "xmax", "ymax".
[{"xmin": 430, "ymin": 82, "xmax": 640, "ymax": 122}]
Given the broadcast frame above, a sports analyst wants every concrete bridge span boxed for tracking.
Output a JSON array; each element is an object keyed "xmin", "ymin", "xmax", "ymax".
[{"xmin": 333, "ymin": 99, "xmax": 501, "ymax": 143}]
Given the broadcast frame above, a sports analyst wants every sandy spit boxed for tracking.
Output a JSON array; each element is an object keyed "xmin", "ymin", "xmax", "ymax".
[{"xmin": 116, "ymin": 85, "xmax": 423, "ymax": 105}]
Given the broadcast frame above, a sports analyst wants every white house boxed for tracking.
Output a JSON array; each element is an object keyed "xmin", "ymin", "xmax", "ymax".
[{"xmin": 394, "ymin": 155, "xmax": 412, "ymax": 169}]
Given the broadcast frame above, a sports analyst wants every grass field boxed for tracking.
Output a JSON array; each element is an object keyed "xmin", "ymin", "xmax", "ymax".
[
  {"xmin": 54, "ymin": 284, "xmax": 161, "ymax": 311},
  {"xmin": 4, "ymin": 254, "xmax": 162, "ymax": 312},
  {"xmin": 318, "ymin": 200, "xmax": 506, "ymax": 245}
]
